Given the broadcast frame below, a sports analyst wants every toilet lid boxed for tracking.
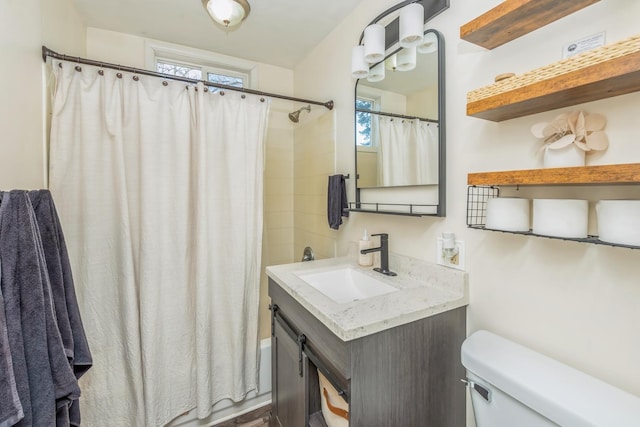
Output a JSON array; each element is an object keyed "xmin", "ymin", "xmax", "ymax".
[{"xmin": 461, "ymin": 330, "xmax": 640, "ymax": 427}]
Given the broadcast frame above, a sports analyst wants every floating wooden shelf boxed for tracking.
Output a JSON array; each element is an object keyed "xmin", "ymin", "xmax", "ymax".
[
  {"xmin": 460, "ymin": 0, "xmax": 600, "ymax": 50},
  {"xmin": 467, "ymin": 163, "xmax": 640, "ymax": 186},
  {"xmin": 466, "ymin": 34, "xmax": 640, "ymax": 122}
]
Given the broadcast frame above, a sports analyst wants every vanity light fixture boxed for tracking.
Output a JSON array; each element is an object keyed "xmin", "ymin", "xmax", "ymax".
[
  {"xmin": 202, "ymin": 0, "xmax": 251, "ymax": 28},
  {"xmin": 418, "ymin": 31, "xmax": 438, "ymax": 54},
  {"xmin": 395, "ymin": 47, "xmax": 417, "ymax": 71},
  {"xmin": 350, "ymin": 1, "xmax": 429, "ymax": 79},
  {"xmin": 367, "ymin": 61, "xmax": 386, "ymax": 82},
  {"xmin": 351, "ymin": 46, "xmax": 370, "ymax": 78},
  {"xmin": 399, "ymin": 2, "xmax": 424, "ymax": 48},
  {"xmin": 363, "ymin": 23, "xmax": 386, "ymax": 63}
]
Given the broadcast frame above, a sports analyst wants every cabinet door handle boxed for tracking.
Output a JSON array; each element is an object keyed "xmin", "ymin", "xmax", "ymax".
[
  {"xmin": 296, "ymin": 334, "xmax": 307, "ymax": 377},
  {"xmin": 268, "ymin": 304, "xmax": 278, "ymax": 337}
]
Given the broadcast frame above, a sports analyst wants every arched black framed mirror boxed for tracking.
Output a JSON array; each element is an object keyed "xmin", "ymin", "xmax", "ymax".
[{"xmin": 352, "ymin": 0, "xmax": 447, "ymax": 217}]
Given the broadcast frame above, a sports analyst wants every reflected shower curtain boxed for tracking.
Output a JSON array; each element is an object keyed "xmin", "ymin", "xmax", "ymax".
[
  {"xmin": 378, "ymin": 117, "xmax": 439, "ymax": 186},
  {"xmin": 48, "ymin": 61, "xmax": 269, "ymax": 426},
  {"xmin": 415, "ymin": 120, "xmax": 439, "ymax": 185}
]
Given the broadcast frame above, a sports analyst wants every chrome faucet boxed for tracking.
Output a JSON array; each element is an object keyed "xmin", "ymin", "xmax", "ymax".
[
  {"xmin": 360, "ymin": 233, "xmax": 397, "ymax": 276},
  {"xmin": 301, "ymin": 246, "xmax": 315, "ymax": 262}
]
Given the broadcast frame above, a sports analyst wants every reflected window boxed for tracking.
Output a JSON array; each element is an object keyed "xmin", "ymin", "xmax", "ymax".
[{"xmin": 356, "ymin": 97, "xmax": 374, "ymax": 147}]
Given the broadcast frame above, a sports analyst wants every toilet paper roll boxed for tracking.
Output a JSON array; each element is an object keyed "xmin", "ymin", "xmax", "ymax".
[
  {"xmin": 532, "ymin": 199, "xmax": 588, "ymax": 238},
  {"xmin": 485, "ymin": 197, "xmax": 530, "ymax": 232},
  {"xmin": 596, "ymin": 200, "xmax": 640, "ymax": 246}
]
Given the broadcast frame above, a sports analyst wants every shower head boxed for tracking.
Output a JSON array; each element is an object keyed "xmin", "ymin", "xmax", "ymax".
[{"xmin": 288, "ymin": 105, "xmax": 311, "ymax": 123}]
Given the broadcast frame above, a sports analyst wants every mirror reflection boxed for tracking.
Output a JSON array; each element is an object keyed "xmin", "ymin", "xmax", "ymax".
[{"xmin": 355, "ymin": 30, "xmax": 440, "ymax": 188}]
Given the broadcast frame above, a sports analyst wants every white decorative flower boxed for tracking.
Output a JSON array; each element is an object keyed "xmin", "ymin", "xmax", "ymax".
[{"xmin": 531, "ymin": 111, "xmax": 608, "ymax": 153}]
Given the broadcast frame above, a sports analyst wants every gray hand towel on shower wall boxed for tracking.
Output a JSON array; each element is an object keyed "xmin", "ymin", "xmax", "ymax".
[
  {"xmin": 327, "ymin": 175, "xmax": 349, "ymax": 230},
  {"xmin": 0, "ymin": 190, "xmax": 80, "ymax": 426},
  {"xmin": 29, "ymin": 190, "xmax": 92, "ymax": 426}
]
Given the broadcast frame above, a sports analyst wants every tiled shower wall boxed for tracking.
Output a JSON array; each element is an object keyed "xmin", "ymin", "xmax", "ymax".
[
  {"xmin": 293, "ymin": 110, "xmax": 337, "ymax": 261},
  {"xmin": 259, "ymin": 110, "xmax": 295, "ymax": 339},
  {"xmin": 259, "ymin": 108, "xmax": 337, "ymax": 340}
]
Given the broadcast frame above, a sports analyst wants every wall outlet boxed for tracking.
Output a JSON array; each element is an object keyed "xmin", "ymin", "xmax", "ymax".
[{"xmin": 436, "ymin": 238, "xmax": 465, "ymax": 271}]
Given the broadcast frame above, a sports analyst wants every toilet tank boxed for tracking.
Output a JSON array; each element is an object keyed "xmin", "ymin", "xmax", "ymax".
[{"xmin": 461, "ymin": 330, "xmax": 640, "ymax": 427}]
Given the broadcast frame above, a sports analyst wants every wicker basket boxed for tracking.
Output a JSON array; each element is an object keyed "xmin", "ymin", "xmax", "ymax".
[{"xmin": 467, "ymin": 33, "xmax": 640, "ymax": 103}]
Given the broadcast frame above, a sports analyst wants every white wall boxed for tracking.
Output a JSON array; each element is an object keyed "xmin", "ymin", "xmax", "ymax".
[
  {"xmin": 294, "ymin": 0, "xmax": 640, "ymax": 407},
  {"xmin": 0, "ymin": 0, "xmax": 85, "ymax": 189}
]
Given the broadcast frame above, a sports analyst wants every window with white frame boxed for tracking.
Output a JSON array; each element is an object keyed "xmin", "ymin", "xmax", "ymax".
[
  {"xmin": 147, "ymin": 41, "xmax": 256, "ymax": 92},
  {"xmin": 156, "ymin": 58, "xmax": 247, "ymax": 91}
]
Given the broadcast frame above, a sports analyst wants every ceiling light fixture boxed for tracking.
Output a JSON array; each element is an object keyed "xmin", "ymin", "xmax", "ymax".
[{"xmin": 202, "ymin": 0, "xmax": 251, "ymax": 28}]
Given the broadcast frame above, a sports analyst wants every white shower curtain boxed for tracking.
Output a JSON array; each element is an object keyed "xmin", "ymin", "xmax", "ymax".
[
  {"xmin": 48, "ymin": 60, "xmax": 269, "ymax": 426},
  {"xmin": 378, "ymin": 117, "xmax": 439, "ymax": 186}
]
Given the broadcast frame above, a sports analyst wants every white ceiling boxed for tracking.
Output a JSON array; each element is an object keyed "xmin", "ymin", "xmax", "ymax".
[{"xmin": 73, "ymin": 0, "xmax": 364, "ymax": 69}]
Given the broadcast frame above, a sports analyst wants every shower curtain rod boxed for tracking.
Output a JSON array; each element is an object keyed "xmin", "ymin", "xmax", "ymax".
[
  {"xmin": 355, "ymin": 107, "xmax": 438, "ymax": 124},
  {"xmin": 42, "ymin": 46, "xmax": 335, "ymax": 111}
]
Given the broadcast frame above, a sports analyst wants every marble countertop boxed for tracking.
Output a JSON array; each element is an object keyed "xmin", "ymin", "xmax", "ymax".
[{"xmin": 266, "ymin": 249, "xmax": 469, "ymax": 342}]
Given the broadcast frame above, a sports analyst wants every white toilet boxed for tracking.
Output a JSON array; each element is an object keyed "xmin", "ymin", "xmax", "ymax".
[{"xmin": 461, "ymin": 330, "xmax": 640, "ymax": 427}]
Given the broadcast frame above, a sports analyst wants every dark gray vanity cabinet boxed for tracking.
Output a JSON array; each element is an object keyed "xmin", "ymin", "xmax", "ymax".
[{"xmin": 269, "ymin": 278, "xmax": 466, "ymax": 427}]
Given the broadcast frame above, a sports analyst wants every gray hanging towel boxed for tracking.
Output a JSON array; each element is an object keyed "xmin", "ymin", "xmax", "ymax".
[
  {"xmin": 0, "ymin": 263, "xmax": 24, "ymax": 427},
  {"xmin": 29, "ymin": 190, "xmax": 92, "ymax": 426},
  {"xmin": 28, "ymin": 190, "xmax": 92, "ymax": 373},
  {"xmin": 0, "ymin": 190, "xmax": 80, "ymax": 426},
  {"xmin": 327, "ymin": 175, "xmax": 349, "ymax": 230}
]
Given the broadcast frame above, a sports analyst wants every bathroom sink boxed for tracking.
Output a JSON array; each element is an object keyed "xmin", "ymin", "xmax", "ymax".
[{"xmin": 296, "ymin": 267, "xmax": 398, "ymax": 304}]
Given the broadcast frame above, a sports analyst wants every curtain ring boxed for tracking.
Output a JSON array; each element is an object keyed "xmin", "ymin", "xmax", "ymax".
[
  {"xmin": 204, "ymin": 87, "xmax": 209, "ymax": 93},
  {"xmin": 116, "ymin": 72, "xmax": 122, "ymax": 79},
  {"xmin": 219, "ymin": 91, "xmax": 225, "ymax": 96},
  {"xmin": 241, "ymin": 94, "xmax": 246, "ymax": 99},
  {"xmin": 162, "ymin": 81, "xmax": 168, "ymax": 86},
  {"xmin": 74, "ymin": 65, "xmax": 82, "ymax": 72},
  {"xmin": 260, "ymin": 97, "xmax": 265, "ymax": 102}
]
